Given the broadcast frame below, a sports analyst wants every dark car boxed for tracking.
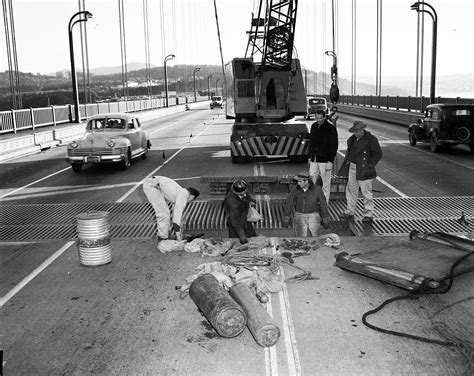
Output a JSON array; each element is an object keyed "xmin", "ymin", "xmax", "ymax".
[
  {"xmin": 306, "ymin": 96, "xmax": 328, "ymax": 119},
  {"xmin": 408, "ymin": 104, "xmax": 474, "ymax": 153}
]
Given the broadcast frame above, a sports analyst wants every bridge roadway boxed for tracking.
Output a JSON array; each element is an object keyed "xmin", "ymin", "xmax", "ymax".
[{"xmin": 1, "ymin": 103, "xmax": 473, "ymax": 375}]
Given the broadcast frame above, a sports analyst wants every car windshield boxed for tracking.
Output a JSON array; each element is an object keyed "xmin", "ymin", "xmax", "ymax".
[
  {"xmin": 211, "ymin": 96, "xmax": 222, "ymax": 101},
  {"xmin": 309, "ymin": 98, "xmax": 326, "ymax": 105},
  {"xmin": 88, "ymin": 118, "xmax": 126, "ymax": 131}
]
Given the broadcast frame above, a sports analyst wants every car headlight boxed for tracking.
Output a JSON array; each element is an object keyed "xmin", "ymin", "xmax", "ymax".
[
  {"xmin": 70, "ymin": 141, "xmax": 78, "ymax": 148},
  {"xmin": 107, "ymin": 139, "xmax": 116, "ymax": 147}
]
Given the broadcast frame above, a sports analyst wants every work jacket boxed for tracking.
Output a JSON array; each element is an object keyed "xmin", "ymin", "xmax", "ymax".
[
  {"xmin": 143, "ymin": 176, "xmax": 190, "ymax": 225},
  {"xmin": 283, "ymin": 181, "xmax": 329, "ymax": 221},
  {"xmin": 338, "ymin": 131, "xmax": 383, "ymax": 181},
  {"xmin": 223, "ymin": 191, "xmax": 255, "ymax": 243},
  {"xmin": 309, "ymin": 119, "xmax": 339, "ymax": 163}
]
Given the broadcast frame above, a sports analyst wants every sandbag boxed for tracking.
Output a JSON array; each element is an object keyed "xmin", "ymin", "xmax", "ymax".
[{"xmin": 157, "ymin": 240, "xmax": 185, "ymax": 253}]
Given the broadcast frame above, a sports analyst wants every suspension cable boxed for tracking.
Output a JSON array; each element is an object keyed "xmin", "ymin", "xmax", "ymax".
[{"xmin": 213, "ymin": 0, "xmax": 226, "ymax": 96}]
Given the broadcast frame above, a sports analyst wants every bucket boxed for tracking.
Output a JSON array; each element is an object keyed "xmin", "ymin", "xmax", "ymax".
[
  {"xmin": 189, "ymin": 274, "xmax": 247, "ymax": 338},
  {"xmin": 76, "ymin": 211, "xmax": 112, "ymax": 266}
]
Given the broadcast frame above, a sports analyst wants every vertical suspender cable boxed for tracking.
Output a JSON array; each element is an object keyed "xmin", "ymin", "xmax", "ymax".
[
  {"xmin": 118, "ymin": 0, "xmax": 125, "ymax": 99},
  {"xmin": 143, "ymin": 0, "xmax": 150, "ymax": 97},
  {"xmin": 160, "ymin": 0, "xmax": 165, "ymax": 60},
  {"xmin": 419, "ymin": 2, "xmax": 425, "ymax": 98},
  {"xmin": 378, "ymin": 0, "xmax": 382, "ymax": 96},
  {"xmin": 9, "ymin": 0, "xmax": 21, "ymax": 108},
  {"xmin": 351, "ymin": 0, "xmax": 356, "ymax": 95},
  {"xmin": 375, "ymin": 0, "xmax": 382, "ymax": 96},
  {"xmin": 122, "ymin": 0, "xmax": 129, "ymax": 99},
  {"xmin": 83, "ymin": 0, "xmax": 92, "ymax": 104},
  {"xmin": 322, "ymin": 0, "xmax": 326, "ymax": 94},
  {"xmin": 213, "ymin": 0, "xmax": 226, "ymax": 99},
  {"xmin": 79, "ymin": 0, "xmax": 87, "ymax": 103},
  {"xmin": 172, "ymin": 0, "xmax": 177, "ymax": 98},
  {"xmin": 2, "ymin": 0, "xmax": 16, "ymax": 109}
]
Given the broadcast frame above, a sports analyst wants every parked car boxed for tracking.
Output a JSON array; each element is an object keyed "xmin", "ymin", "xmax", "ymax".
[
  {"xmin": 66, "ymin": 113, "xmax": 151, "ymax": 172},
  {"xmin": 408, "ymin": 104, "xmax": 474, "ymax": 153},
  {"xmin": 306, "ymin": 96, "xmax": 328, "ymax": 119},
  {"xmin": 210, "ymin": 96, "xmax": 223, "ymax": 109}
]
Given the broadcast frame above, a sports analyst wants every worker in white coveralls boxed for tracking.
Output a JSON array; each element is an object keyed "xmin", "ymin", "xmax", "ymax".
[{"xmin": 143, "ymin": 176, "xmax": 200, "ymax": 241}]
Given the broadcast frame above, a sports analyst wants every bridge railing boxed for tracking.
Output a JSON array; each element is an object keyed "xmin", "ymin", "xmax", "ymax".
[
  {"xmin": 336, "ymin": 95, "xmax": 473, "ymax": 112},
  {"xmin": 0, "ymin": 95, "xmax": 208, "ymax": 135}
]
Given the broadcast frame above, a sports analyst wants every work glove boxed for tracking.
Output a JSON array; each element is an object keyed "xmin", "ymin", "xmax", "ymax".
[
  {"xmin": 282, "ymin": 216, "xmax": 291, "ymax": 228},
  {"xmin": 322, "ymin": 218, "xmax": 330, "ymax": 229},
  {"xmin": 240, "ymin": 238, "xmax": 248, "ymax": 245}
]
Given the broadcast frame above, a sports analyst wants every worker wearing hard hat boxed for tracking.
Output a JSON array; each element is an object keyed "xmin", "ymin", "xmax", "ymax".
[
  {"xmin": 224, "ymin": 179, "xmax": 257, "ymax": 244},
  {"xmin": 143, "ymin": 175, "xmax": 200, "ymax": 241}
]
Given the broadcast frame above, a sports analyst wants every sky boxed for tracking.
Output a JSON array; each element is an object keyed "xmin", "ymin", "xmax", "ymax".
[{"xmin": 1, "ymin": 0, "xmax": 473, "ymax": 92}]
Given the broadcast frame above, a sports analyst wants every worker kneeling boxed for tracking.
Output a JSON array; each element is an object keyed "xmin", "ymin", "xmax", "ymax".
[
  {"xmin": 283, "ymin": 170, "xmax": 330, "ymax": 237},
  {"xmin": 143, "ymin": 175, "xmax": 200, "ymax": 241}
]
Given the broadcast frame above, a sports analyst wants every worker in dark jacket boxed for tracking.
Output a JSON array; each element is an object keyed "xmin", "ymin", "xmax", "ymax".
[
  {"xmin": 309, "ymin": 109, "xmax": 339, "ymax": 204},
  {"xmin": 338, "ymin": 121, "xmax": 383, "ymax": 222},
  {"xmin": 224, "ymin": 179, "xmax": 257, "ymax": 244},
  {"xmin": 283, "ymin": 170, "xmax": 330, "ymax": 237}
]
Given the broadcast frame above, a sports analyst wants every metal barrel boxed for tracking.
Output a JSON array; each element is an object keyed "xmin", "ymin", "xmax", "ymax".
[
  {"xmin": 76, "ymin": 211, "xmax": 112, "ymax": 266},
  {"xmin": 230, "ymin": 282, "xmax": 280, "ymax": 347},
  {"xmin": 189, "ymin": 274, "xmax": 247, "ymax": 338}
]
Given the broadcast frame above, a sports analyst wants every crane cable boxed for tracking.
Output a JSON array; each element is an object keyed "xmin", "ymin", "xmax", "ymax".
[{"xmin": 213, "ymin": 0, "xmax": 226, "ymax": 97}]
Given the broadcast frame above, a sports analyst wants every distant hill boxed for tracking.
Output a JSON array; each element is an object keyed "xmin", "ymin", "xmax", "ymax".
[{"xmin": 1, "ymin": 64, "xmax": 473, "ymax": 99}]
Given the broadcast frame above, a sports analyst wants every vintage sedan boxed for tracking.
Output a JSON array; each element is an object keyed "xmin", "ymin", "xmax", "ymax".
[
  {"xmin": 66, "ymin": 113, "xmax": 151, "ymax": 172},
  {"xmin": 408, "ymin": 104, "xmax": 474, "ymax": 153},
  {"xmin": 306, "ymin": 96, "xmax": 328, "ymax": 119}
]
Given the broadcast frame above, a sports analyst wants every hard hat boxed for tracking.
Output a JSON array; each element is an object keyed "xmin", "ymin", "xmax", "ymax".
[
  {"xmin": 321, "ymin": 233, "xmax": 340, "ymax": 247},
  {"xmin": 232, "ymin": 179, "xmax": 248, "ymax": 194}
]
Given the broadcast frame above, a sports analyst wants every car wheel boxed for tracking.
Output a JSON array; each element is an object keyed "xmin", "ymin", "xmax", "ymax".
[
  {"xmin": 429, "ymin": 133, "xmax": 439, "ymax": 153},
  {"xmin": 408, "ymin": 129, "xmax": 417, "ymax": 146},
  {"xmin": 71, "ymin": 163, "xmax": 82, "ymax": 172},
  {"xmin": 141, "ymin": 141, "xmax": 150, "ymax": 159},
  {"xmin": 121, "ymin": 148, "xmax": 131, "ymax": 170}
]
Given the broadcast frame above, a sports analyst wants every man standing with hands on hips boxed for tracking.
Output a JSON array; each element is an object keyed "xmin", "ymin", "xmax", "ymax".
[
  {"xmin": 338, "ymin": 121, "xmax": 382, "ymax": 222},
  {"xmin": 309, "ymin": 109, "xmax": 339, "ymax": 204}
]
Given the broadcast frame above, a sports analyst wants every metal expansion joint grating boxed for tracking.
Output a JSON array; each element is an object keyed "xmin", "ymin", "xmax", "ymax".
[{"xmin": 0, "ymin": 196, "xmax": 473, "ymax": 241}]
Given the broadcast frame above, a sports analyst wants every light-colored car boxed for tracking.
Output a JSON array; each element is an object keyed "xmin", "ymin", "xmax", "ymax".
[
  {"xmin": 210, "ymin": 95, "xmax": 223, "ymax": 109},
  {"xmin": 66, "ymin": 113, "xmax": 151, "ymax": 172},
  {"xmin": 306, "ymin": 96, "xmax": 328, "ymax": 119}
]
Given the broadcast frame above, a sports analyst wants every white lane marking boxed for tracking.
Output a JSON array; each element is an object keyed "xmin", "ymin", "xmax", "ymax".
[
  {"xmin": 117, "ymin": 121, "xmax": 216, "ymax": 202},
  {"xmin": 1, "ymin": 117, "xmax": 215, "ymax": 307},
  {"xmin": 257, "ymin": 164, "xmax": 301, "ymax": 376},
  {"xmin": 376, "ymin": 176, "xmax": 408, "ymax": 198},
  {"xmin": 0, "ymin": 241, "xmax": 75, "ymax": 308},
  {"xmin": 0, "ymin": 166, "xmax": 70, "ymax": 200},
  {"xmin": 1, "ymin": 176, "xmax": 203, "ymax": 202},
  {"xmin": 336, "ymin": 151, "xmax": 409, "ymax": 198}
]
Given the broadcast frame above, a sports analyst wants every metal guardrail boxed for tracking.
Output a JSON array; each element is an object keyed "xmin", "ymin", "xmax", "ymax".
[
  {"xmin": 0, "ymin": 95, "xmax": 209, "ymax": 134},
  {"xmin": 322, "ymin": 95, "xmax": 474, "ymax": 113}
]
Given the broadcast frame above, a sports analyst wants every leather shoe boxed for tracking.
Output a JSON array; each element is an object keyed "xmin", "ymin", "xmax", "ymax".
[
  {"xmin": 339, "ymin": 213, "xmax": 354, "ymax": 220},
  {"xmin": 362, "ymin": 216, "xmax": 374, "ymax": 222}
]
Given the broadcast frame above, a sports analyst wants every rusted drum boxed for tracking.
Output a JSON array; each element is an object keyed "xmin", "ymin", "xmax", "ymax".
[
  {"xmin": 76, "ymin": 211, "xmax": 112, "ymax": 266},
  {"xmin": 189, "ymin": 273, "xmax": 247, "ymax": 338},
  {"xmin": 230, "ymin": 282, "xmax": 280, "ymax": 347}
]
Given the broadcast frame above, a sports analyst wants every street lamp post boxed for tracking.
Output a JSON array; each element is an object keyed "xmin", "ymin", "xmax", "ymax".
[
  {"xmin": 411, "ymin": 2, "xmax": 437, "ymax": 104},
  {"xmin": 193, "ymin": 67, "xmax": 200, "ymax": 102},
  {"xmin": 68, "ymin": 11, "xmax": 93, "ymax": 123},
  {"xmin": 207, "ymin": 74, "xmax": 214, "ymax": 99},
  {"xmin": 325, "ymin": 50, "xmax": 339, "ymax": 104},
  {"xmin": 164, "ymin": 54, "xmax": 175, "ymax": 107},
  {"xmin": 215, "ymin": 78, "xmax": 221, "ymax": 96}
]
